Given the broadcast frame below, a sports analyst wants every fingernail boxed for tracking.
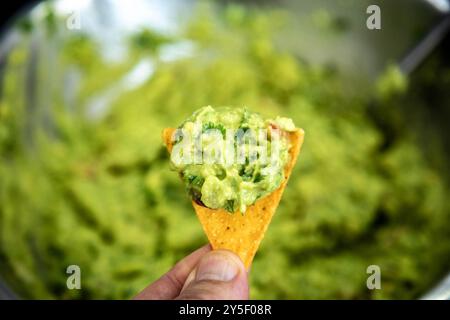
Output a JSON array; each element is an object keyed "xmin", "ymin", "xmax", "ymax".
[{"xmin": 195, "ymin": 250, "xmax": 242, "ymax": 282}]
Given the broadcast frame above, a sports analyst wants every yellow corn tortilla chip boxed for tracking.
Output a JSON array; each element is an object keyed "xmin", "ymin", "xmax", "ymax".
[{"xmin": 162, "ymin": 127, "xmax": 304, "ymax": 268}]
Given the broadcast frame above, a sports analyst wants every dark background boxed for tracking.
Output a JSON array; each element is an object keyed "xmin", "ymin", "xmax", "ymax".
[{"xmin": 0, "ymin": 1, "xmax": 37, "ymax": 33}]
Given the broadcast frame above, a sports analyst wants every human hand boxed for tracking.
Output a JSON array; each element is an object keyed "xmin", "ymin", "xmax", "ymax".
[{"xmin": 134, "ymin": 244, "xmax": 249, "ymax": 300}]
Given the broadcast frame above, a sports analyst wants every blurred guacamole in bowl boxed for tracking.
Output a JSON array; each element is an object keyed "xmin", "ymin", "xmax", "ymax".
[{"xmin": 0, "ymin": 2, "xmax": 449, "ymax": 299}]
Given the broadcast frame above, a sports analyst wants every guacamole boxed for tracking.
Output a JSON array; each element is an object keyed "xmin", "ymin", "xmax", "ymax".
[
  {"xmin": 170, "ymin": 106, "xmax": 295, "ymax": 213},
  {"xmin": 0, "ymin": 3, "xmax": 449, "ymax": 300}
]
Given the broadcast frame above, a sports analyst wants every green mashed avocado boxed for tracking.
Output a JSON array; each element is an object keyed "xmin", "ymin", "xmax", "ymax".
[
  {"xmin": 170, "ymin": 106, "xmax": 295, "ymax": 213},
  {"xmin": 0, "ymin": 3, "xmax": 449, "ymax": 300}
]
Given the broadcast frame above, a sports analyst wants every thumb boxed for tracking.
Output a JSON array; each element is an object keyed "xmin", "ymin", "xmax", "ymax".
[{"xmin": 176, "ymin": 250, "xmax": 249, "ymax": 300}]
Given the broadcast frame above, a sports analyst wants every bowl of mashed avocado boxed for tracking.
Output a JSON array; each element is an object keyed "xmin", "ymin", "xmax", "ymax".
[{"xmin": 0, "ymin": 0, "xmax": 449, "ymax": 299}]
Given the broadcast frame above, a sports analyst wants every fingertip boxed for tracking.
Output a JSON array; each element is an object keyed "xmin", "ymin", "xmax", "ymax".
[
  {"xmin": 177, "ymin": 249, "xmax": 249, "ymax": 300},
  {"xmin": 195, "ymin": 249, "xmax": 245, "ymax": 282}
]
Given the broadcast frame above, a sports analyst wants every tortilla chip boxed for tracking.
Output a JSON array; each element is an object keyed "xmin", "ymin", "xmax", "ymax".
[{"xmin": 162, "ymin": 127, "xmax": 304, "ymax": 268}]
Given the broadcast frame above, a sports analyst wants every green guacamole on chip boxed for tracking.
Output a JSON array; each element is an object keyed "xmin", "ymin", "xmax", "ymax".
[{"xmin": 170, "ymin": 106, "xmax": 296, "ymax": 213}]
